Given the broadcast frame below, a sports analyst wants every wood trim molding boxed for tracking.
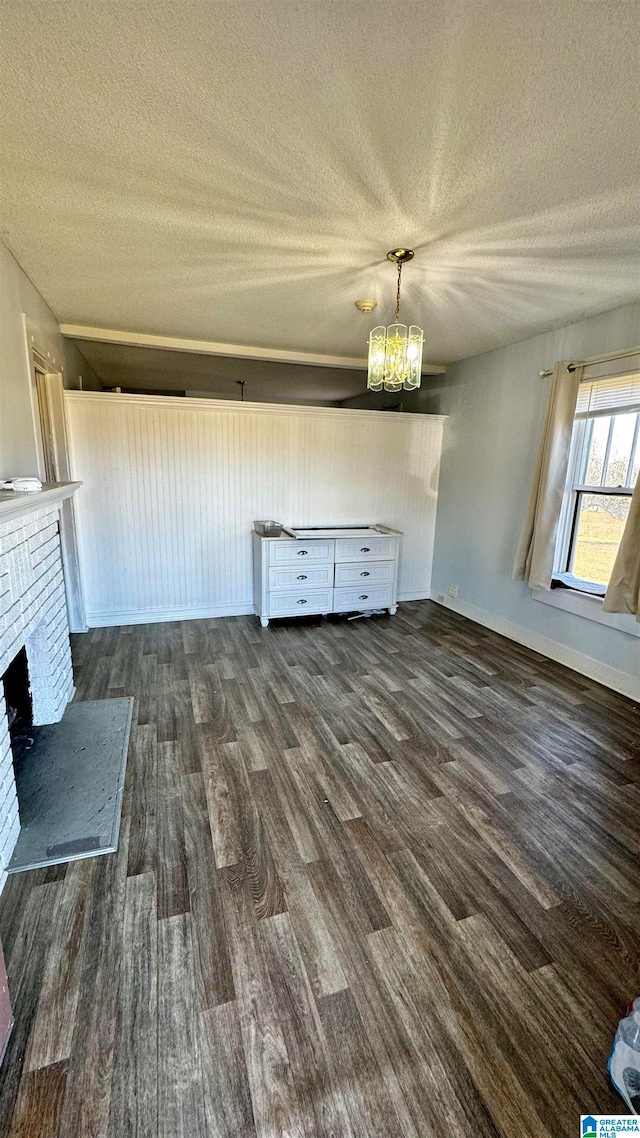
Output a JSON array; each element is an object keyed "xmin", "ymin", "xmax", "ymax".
[
  {"xmin": 532, "ymin": 585, "xmax": 640, "ymax": 639},
  {"xmin": 0, "ymin": 481, "xmax": 81, "ymax": 525},
  {"xmin": 59, "ymin": 324, "xmax": 447, "ymax": 375},
  {"xmin": 85, "ymin": 597, "xmax": 435, "ymax": 628},
  {"xmin": 64, "ymin": 391, "xmax": 447, "ymax": 422},
  {"xmin": 86, "ymin": 602, "xmax": 256, "ymax": 627},
  {"xmin": 432, "ymin": 591, "xmax": 640, "ymax": 702}
]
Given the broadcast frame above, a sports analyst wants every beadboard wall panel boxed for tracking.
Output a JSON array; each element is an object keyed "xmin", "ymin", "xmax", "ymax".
[{"xmin": 64, "ymin": 393, "xmax": 445, "ymax": 627}]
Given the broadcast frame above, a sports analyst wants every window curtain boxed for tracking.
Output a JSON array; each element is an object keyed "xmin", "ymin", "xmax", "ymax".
[
  {"xmin": 513, "ymin": 361, "xmax": 583, "ymax": 590},
  {"xmin": 603, "ymin": 478, "xmax": 640, "ymax": 621}
]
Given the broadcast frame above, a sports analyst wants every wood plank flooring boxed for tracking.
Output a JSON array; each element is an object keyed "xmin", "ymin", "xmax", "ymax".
[{"xmin": 0, "ymin": 600, "xmax": 639, "ymax": 1135}]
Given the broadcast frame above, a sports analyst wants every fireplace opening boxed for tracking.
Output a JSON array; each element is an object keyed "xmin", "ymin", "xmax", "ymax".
[{"xmin": 2, "ymin": 647, "xmax": 33, "ymax": 744}]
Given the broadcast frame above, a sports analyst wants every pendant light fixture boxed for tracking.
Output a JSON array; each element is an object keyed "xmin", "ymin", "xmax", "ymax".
[{"xmin": 367, "ymin": 249, "xmax": 423, "ymax": 391}]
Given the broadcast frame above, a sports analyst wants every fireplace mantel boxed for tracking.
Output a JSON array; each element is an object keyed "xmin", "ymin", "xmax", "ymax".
[{"xmin": 0, "ymin": 481, "xmax": 81, "ymax": 525}]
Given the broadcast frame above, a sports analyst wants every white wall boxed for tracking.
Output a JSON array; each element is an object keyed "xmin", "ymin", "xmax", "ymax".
[
  {"xmin": 65, "ymin": 392, "xmax": 444, "ymax": 627},
  {"xmin": 430, "ymin": 299, "xmax": 640, "ymax": 699}
]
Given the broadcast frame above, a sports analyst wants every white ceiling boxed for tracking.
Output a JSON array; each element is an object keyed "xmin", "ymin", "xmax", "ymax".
[
  {"xmin": 69, "ymin": 338, "xmax": 369, "ymax": 404},
  {"xmin": 2, "ymin": 1, "xmax": 639, "ymax": 364}
]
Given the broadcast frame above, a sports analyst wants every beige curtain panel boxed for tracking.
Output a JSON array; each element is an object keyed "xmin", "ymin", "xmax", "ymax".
[
  {"xmin": 603, "ymin": 477, "xmax": 640, "ymax": 621},
  {"xmin": 513, "ymin": 361, "xmax": 583, "ymax": 590}
]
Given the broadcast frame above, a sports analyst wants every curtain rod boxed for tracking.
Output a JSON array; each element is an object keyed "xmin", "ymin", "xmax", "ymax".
[
  {"xmin": 539, "ymin": 344, "xmax": 640, "ymax": 379},
  {"xmin": 539, "ymin": 365, "xmax": 577, "ymax": 377},
  {"xmin": 539, "ymin": 363, "xmax": 584, "ymax": 377}
]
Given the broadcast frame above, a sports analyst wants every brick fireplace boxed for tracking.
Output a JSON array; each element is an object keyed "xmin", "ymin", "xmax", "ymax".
[{"xmin": 0, "ymin": 483, "xmax": 80, "ymax": 891}]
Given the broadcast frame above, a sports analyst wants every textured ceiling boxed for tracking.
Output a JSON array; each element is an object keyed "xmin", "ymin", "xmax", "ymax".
[
  {"xmin": 70, "ymin": 339, "xmax": 368, "ymax": 404},
  {"xmin": 2, "ymin": 1, "xmax": 640, "ymax": 364}
]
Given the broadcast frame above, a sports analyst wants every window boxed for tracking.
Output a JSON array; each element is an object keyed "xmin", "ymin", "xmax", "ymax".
[{"xmin": 555, "ymin": 367, "xmax": 640, "ymax": 595}]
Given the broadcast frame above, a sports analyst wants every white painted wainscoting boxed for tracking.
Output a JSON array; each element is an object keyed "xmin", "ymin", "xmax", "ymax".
[{"xmin": 64, "ymin": 393, "xmax": 445, "ymax": 627}]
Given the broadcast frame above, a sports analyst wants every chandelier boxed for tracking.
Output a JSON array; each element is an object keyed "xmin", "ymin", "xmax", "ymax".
[{"xmin": 367, "ymin": 249, "xmax": 423, "ymax": 391}]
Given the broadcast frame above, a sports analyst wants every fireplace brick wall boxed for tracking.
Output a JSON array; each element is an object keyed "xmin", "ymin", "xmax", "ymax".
[{"xmin": 0, "ymin": 504, "xmax": 74, "ymax": 890}]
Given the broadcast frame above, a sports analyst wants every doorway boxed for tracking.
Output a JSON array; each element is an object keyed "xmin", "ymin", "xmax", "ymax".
[
  {"xmin": 28, "ymin": 353, "xmax": 87, "ymax": 631},
  {"xmin": 31, "ymin": 356, "xmax": 56, "ymax": 481}
]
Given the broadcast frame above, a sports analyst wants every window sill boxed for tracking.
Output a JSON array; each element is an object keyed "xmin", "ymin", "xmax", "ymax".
[
  {"xmin": 532, "ymin": 586, "xmax": 640, "ymax": 638},
  {"xmin": 551, "ymin": 572, "xmax": 605, "ymax": 597}
]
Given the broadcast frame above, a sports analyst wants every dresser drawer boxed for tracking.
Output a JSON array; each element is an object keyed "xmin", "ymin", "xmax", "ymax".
[
  {"xmin": 269, "ymin": 565, "xmax": 333, "ymax": 590},
  {"xmin": 334, "ymin": 560, "xmax": 394, "ymax": 587},
  {"xmin": 334, "ymin": 585, "xmax": 394, "ymax": 609},
  {"xmin": 268, "ymin": 589, "xmax": 333, "ymax": 616},
  {"xmin": 269, "ymin": 540, "xmax": 334, "ymax": 566},
  {"xmin": 335, "ymin": 536, "xmax": 395, "ymax": 562}
]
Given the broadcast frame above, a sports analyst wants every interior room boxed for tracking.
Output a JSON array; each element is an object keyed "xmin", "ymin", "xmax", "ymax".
[{"xmin": 0, "ymin": 1, "xmax": 639, "ymax": 1134}]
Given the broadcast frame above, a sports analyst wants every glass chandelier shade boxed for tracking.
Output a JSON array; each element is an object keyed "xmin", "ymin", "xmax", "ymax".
[{"xmin": 367, "ymin": 251, "xmax": 423, "ymax": 392}]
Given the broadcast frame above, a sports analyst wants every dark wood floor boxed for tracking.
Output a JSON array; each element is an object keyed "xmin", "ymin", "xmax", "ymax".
[{"xmin": 0, "ymin": 601, "xmax": 638, "ymax": 1136}]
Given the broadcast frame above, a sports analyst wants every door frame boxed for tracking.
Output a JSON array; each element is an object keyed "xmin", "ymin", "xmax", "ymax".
[{"xmin": 30, "ymin": 349, "xmax": 87, "ymax": 632}]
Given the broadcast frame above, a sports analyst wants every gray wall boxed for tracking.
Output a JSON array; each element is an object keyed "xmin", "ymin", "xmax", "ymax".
[
  {"xmin": 429, "ymin": 299, "xmax": 640, "ymax": 688},
  {"xmin": 63, "ymin": 338, "xmax": 367, "ymax": 406},
  {"xmin": 0, "ymin": 240, "xmax": 101, "ymax": 481},
  {"xmin": 0, "ymin": 241, "xmax": 62, "ymax": 478},
  {"xmin": 61, "ymin": 339, "xmax": 102, "ymax": 391},
  {"xmin": 340, "ymin": 380, "xmax": 444, "ymax": 414}
]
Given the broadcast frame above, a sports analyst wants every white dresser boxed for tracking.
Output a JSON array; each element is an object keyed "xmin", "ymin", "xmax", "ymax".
[{"xmin": 252, "ymin": 525, "xmax": 402, "ymax": 627}]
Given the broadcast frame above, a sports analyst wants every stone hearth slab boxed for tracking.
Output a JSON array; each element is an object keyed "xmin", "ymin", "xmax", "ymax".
[{"xmin": 7, "ymin": 698, "xmax": 133, "ymax": 873}]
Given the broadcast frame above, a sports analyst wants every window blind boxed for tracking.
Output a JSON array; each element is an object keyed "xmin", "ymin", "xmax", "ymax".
[{"xmin": 575, "ymin": 369, "xmax": 640, "ymax": 419}]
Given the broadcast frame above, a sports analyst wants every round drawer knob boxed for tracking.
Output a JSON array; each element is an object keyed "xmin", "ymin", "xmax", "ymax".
[
  {"xmin": 360, "ymin": 571, "xmax": 370, "ymax": 577},
  {"xmin": 297, "ymin": 598, "xmax": 307, "ymax": 604},
  {"xmin": 359, "ymin": 594, "xmax": 369, "ymax": 600},
  {"xmin": 297, "ymin": 574, "xmax": 307, "ymax": 580},
  {"xmin": 360, "ymin": 547, "xmax": 370, "ymax": 552},
  {"xmin": 297, "ymin": 550, "xmax": 308, "ymax": 556}
]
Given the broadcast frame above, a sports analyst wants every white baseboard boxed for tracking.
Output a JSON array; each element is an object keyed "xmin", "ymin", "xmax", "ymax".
[
  {"xmin": 87, "ymin": 592, "xmax": 433, "ymax": 628},
  {"xmin": 430, "ymin": 591, "xmax": 640, "ymax": 703},
  {"xmin": 86, "ymin": 601, "xmax": 255, "ymax": 627}
]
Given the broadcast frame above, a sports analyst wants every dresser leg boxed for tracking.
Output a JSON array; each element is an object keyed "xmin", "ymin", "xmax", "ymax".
[
  {"xmin": 260, "ymin": 617, "xmax": 269, "ymax": 628},
  {"xmin": 389, "ymin": 605, "xmax": 398, "ymax": 615}
]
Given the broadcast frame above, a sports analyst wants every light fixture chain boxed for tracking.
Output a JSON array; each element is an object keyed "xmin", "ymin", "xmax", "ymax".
[{"xmin": 395, "ymin": 261, "xmax": 402, "ymax": 324}]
